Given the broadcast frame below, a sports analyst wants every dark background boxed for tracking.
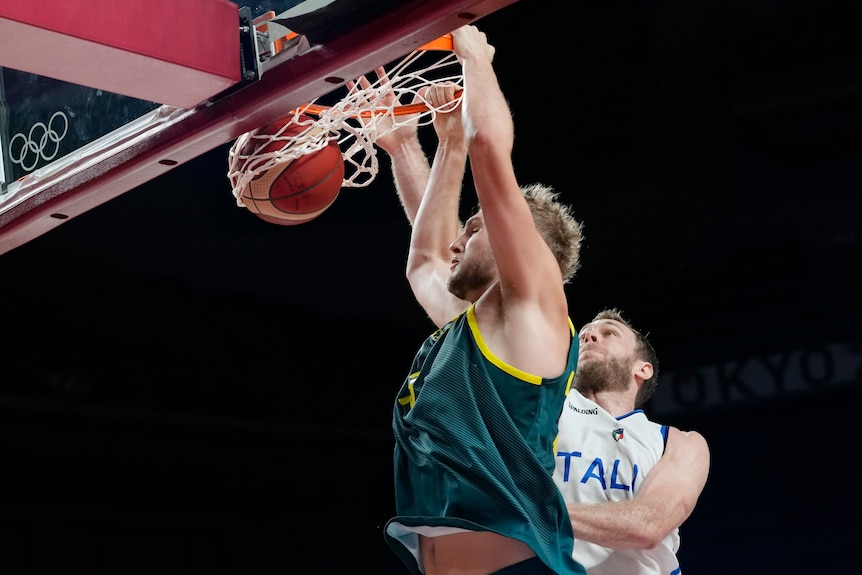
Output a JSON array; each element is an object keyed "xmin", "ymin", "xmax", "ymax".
[{"xmin": 2, "ymin": 0, "xmax": 862, "ymax": 573}]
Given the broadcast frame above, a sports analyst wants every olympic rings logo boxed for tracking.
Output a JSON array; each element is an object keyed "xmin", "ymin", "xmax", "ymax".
[{"xmin": 8, "ymin": 111, "xmax": 69, "ymax": 172}]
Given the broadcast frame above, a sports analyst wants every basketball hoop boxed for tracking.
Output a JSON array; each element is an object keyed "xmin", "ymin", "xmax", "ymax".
[{"xmin": 227, "ymin": 34, "xmax": 463, "ymax": 208}]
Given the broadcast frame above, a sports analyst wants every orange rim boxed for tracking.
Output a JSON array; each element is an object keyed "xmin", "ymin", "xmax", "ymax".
[
  {"xmin": 417, "ymin": 33, "xmax": 453, "ymax": 52},
  {"xmin": 297, "ymin": 89, "xmax": 462, "ymax": 119},
  {"xmin": 293, "ymin": 33, "xmax": 457, "ymax": 118}
]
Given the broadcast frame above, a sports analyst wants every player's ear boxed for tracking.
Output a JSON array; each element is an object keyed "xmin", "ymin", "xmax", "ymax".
[{"xmin": 634, "ymin": 361, "xmax": 653, "ymax": 384}]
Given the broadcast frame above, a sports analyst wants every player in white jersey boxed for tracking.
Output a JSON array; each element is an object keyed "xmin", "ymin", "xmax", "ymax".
[{"xmin": 556, "ymin": 309, "xmax": 710, "ymax": 575}]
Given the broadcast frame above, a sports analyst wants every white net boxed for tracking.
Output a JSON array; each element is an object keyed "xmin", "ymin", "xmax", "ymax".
[{"xmin": 227, "ymin": 39, "xmax": 463, "ymax": 208}]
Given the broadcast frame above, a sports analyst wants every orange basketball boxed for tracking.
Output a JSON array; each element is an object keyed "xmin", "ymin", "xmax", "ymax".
[{"xmin": 238, "ymin": 115, "xmax": 344, "ymax": 225}]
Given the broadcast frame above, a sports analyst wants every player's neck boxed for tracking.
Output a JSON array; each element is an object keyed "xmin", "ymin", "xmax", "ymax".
[{"xmin": 586, "ymin": 389, "xmax": 637, "ymax": 418}]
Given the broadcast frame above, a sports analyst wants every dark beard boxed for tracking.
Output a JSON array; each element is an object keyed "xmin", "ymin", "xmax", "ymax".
[{"xmin": 574, "ymin": 355, "xmax": 632, "ymax": 395}]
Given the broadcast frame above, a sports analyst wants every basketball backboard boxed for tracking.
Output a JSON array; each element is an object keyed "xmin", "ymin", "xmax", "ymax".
[{"xmin": 0, "ymin": 0, "xmax": 518, "ymax": 256}]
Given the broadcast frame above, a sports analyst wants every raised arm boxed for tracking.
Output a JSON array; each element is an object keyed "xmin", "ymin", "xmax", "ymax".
[
  {"xmin": 353, "ymin": 67, "xmax": 428, "ymax": 224},
  {"xmin": 452, "ymin": 25, "xmax": 571, "ymax": 375},
  {"xmin": 405, "ymin": 83, "xmax": 470, "ymax": 327},
  {"xmin": 351, "ymin": 63, "xmax": 470, "ymax": 326},
  {"xmin": 352, "ymin": 68, "xmax": 469, "ymax": 326},
  {"xmin": 566, "ymin": 428, "xmax": 710, "ymax": 549}
]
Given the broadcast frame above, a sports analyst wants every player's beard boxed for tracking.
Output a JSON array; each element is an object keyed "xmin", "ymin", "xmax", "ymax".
[
  {"xmin": 574, "ymin": 355, "xmax": 632, "ymax": 395},
  {"xmin": 447, "ymin": 255, "xmax": 494, "ymax": 302}
]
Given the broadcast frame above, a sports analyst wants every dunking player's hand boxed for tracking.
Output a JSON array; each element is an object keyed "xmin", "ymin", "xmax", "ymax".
[
  {"xmin": 347, "ymin": 66, "xmax": 422, "ymax": 156},
  {"xmin": 422, "ymin": 82, "xmax": 464, "ymax": 148},
  {"xmin": 451, "ymin": 25, "xmax": 495, "ymax": 63}
]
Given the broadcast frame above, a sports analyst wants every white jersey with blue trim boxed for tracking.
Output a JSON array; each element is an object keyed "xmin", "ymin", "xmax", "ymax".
[{"xmin": 554, "ymin": 389, "xmax": 682, "ymax": 575}]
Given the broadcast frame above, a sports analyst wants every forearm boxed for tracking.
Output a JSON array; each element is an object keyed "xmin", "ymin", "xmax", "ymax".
[
  {"xmin": 407, "ymin": 137, "xmax": 468, "ymax": 326},
  {"xmin": 567, "ymin": 500, "xmax": 674, "ymax": 550},
  {"xmin": 409, "ymin": 138, "xmax": 466, "ymax": 267},
  {"xmin": 385, "ymin": 135, "xmax": 429, "ymax": 225},
  {"xmin": 459, "ymin": 56, "xmax": 513, "ymax": 158}
]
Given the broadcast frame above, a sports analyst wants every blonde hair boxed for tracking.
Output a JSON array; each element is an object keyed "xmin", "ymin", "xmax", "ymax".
[{"xmin": 522, "ymin": 183, "xmax": 584, "ymax": 283}]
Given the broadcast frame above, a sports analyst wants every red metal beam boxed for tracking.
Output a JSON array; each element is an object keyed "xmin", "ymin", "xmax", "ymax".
[{"xmin": 0, "ymin": 0, "xmax": 240, "ymax": 108}]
